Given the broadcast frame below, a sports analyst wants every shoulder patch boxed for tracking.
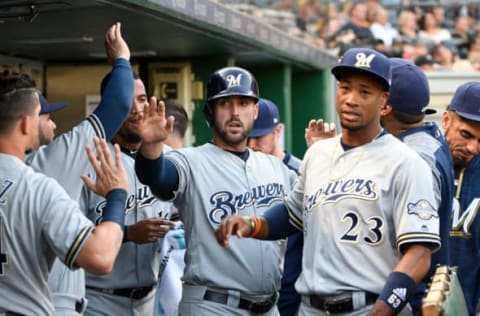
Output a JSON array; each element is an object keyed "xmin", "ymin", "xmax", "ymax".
[{"xmin": 407, "ymin": 200, "xmax": 437, "ymax": 220}]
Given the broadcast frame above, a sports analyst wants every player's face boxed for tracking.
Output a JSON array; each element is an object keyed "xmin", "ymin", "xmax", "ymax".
[
  {"xmin": 336, "ymin": 73, "xmax": 388, "ymax": 134},
  {"xmin": 212, "ymin": 96, "xmax": 258, "ymax": 150},
  {"xmin": 38, "ymin": 113, "xmax": 57, "ymax": 146},
  {"xmin": 247, "ymin": 129, "xmax": 277, "ymax": 155},
  {"xmin": 117, "ymin": 79, "xmax": 148, "ymax": 144},
  {"xmin": 442, "ymin": 111, "xmax": 480, "ymax": 167}
]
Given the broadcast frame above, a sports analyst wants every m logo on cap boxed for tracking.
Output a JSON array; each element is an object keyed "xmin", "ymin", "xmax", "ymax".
[
  {"xmin": 226, "ymin": 74, "xmax": 242, "ymax": 88},
  {"xmin": 354, "ymin": 53, "xmax": 376, "ymax": 69}
]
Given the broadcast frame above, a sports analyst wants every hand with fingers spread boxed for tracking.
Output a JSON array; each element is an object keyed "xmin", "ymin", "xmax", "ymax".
[
  {"xmin": 126, "ymin": 217, "xmax": 176, "ymax": 244},
  {"xmin": 215, "ymin": 215, "xmax": 253, "ymax": 249},
  {"xmin": 138, "ymin": 97, "xmax": 175, "ymax": 159},
  {"xmin": 105, "ymin": 22, "xmax": 130, "ymax": 63},
  {"xmin": 139, "ymin": 97, "xmax": 175, "ymax": 144},
  {"xmin": 81, "ymin": 137, "xmax": 128, "ymax": 197},
  {"xmin": 305, "ymin": 119, "xmax": 337, "ymax": 147}
]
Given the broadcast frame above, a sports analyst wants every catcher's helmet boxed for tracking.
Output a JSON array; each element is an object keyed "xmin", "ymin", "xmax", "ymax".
[{"xmin": 203, "ymin": 67, "xmax": 259, "ymax": 126}]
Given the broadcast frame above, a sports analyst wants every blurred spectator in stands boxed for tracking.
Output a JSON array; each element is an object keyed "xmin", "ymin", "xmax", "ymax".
[
  {"xmin": 296, "ymin": 0, "xmax": 324, "ymax": 39},
  {"xmin": 317, "ymin": 4, "xmax": 343, "ymax": 50},
  {"xmin": 467, "ymin": 32, "xmax": 480, "ymax": 71},
  {"xmin": 418, "ymin": 11, "xmax": 452, "ymax": 45},
  {"xmin": 369, "ymin": 5, "xmax": 399, "ymax": 48},
  {"xmin": 397, "ymin": 10, "xmax": 419, "ymax": 43},
  {"xmin": 335, "ymin": 1, "xmax": 375, "ymax": 54},
  {"xmin": 399, "ymin": 40, "xmax": 417, "ymax": 60},
  {"xmin": 414, "ymin": 42, "xmax": 430, "ymax": 59},
  {"xmin": 365, "ymin": 1, "xmax": 380, "ymax": 26},
  {"xmin": 451, "ymin": 15, "xmax": 475, "ymax": 59},
  {"xmin": 433, "ymin": 41, "xmax": 475, "ymax": 71},
  {"xmin": 415, "ymin": 54, "xmax": 436, "ymax": 71},
  {"xmin": 432, "ymin": 5, "xmax": 454, "ymax": 29}
]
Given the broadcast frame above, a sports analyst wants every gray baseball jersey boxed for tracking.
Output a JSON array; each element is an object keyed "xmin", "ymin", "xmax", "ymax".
[
  {"xmin": 165, "ymin": 143, "xmax": 296, "ymax": 294},
  {"xmin": 25, "ymin": 118, "xmax": 103, "ymax": 309},
  {"xmin": 82, "ymin": 144, "xmax": 173, "ymax": 315},
  {"xmin": 0, "ymin": 154, "xmax": 93, "ymax": 316},
  {"xmin": 287, "ymin": 134, "xmax": 440, "ymax": 295}
]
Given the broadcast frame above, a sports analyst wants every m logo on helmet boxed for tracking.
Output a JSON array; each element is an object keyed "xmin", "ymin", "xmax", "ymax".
[
  {"xmin": 354, "ymin": 53, "xmax": 376, "ymax": 68},
  {"xmin": 226, "ymin": 74, "xmax": 242, "ymax": 88}
]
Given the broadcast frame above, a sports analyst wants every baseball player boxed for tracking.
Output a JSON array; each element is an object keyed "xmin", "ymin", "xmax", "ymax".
[
  {"xmin": 247, "ymin": 98, "xmax": 303, "ymax": 316},
  {"xmin": 215, "ymin": 48, "xmax": 441, "ymax": 316},
  {"xmin": 135, "ymin": 66, "xmax": 297, "ymax": 315},
  {"xmin": 37, "ymin": 92, "xmax": 67, "ymax": 147},
  {"xmin": 81, "ymin": 74, "xmax": 175, "ymax": 315},
  {"xmin": 24, "ymin": 22, "xmax": 135, "ymax": 315},
  {"xmin": 380, "ymin": 58, "xmax": 454, "ymax": 315},
  {"xmin": 443, "ymin": 82, "xmax": 480, "ymax": 316},
  {"xmin": 0, "ymin": 72, "xmax": 129, "ymax": 315}
]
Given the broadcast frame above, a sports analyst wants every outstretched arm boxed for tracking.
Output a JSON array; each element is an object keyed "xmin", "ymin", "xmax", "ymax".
[
  {"xmin": 92, "ymin": 22, "xmax": 134, "ymax": 140},
  {"xmin": 75, "ymin": 138, "xmax": 129, "ymax": 275},
  {"xmin": 215, "ymin": 203, "xmax": 298, "ymax": 248},
  {"xmin": 135, "ymin": 97, "xmax": 178, "ymax": 197}
]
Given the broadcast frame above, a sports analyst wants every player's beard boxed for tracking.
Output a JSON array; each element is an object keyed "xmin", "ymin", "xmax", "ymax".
[
  {"xmin": 213, "ymin": 119, "xmax": 251, "ymax": 146},
  {"xmin": 444, "ymin": 125, "xmax": 470, "ymax": 169},
  {"xmin": 117, "ymin": 128, "xmax": 142, "ymax": 145}
]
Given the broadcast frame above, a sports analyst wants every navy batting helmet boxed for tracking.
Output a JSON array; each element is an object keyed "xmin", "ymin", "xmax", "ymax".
[{"xmin": 203, "ymin": 67, "xmax": 259, "ymax": 126}]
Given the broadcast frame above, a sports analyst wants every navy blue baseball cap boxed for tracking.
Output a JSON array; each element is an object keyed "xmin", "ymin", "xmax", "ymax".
[
  {"xmin": 249, "ymin": 98, "xmax": 280, "ymax": 137},
  {"xmin": 449, "ymin": 82, "xmax": 480, "ymax": 121},
  {"xmin": 388, "ymin": 58, "xmax": 436, "ymax": 115},
  {"xmin": 331, "ymin": 47, "xmax": 391, "ymax": 91},
  {"xmin": 39, "ymin": 92, "xmax": 67, "ymax": 115}
]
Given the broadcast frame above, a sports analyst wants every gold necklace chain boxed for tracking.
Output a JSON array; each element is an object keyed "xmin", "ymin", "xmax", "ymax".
[{"xmin": 328, "ymin": 129, "xmax": 384, "ymax": 181}]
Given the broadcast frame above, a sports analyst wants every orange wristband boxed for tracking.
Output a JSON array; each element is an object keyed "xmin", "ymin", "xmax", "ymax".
[{"xmin": 251, "ymin": 216, "xmax": 263, "ymax": 237}]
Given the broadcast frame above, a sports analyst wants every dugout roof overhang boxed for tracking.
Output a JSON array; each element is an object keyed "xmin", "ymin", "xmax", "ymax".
[{"xmin": 0, "ymin": 0, "xmax": 336, "ymax": 70}]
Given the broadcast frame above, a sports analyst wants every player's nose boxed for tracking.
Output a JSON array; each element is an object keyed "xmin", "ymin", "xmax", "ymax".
[{"xmin": 345, "ymin": 90, "xmax": 360, "ymax": 107}]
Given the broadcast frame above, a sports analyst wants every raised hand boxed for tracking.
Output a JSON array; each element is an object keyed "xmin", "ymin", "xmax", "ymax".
[
  {"xmin": 141, "ymin": 97, "xmax": 174, "ymax": 144},
  {"xmin": 305, "ymin": 119, "xmax": 337, "ymax": 147},
  {"xmin": 126, "ymin": 217, "xmax": 176, "ymax": 244},
  {"xmin": 215, "ymin": 215, "xmax": 252, "ymax": 249},
  {"xmin": 81, "ymin": 137, "xmax": 128, "ymax": 197},
  {"xmin": 105, "ymin": 22, "xmax": 130, "ymax": 63}
]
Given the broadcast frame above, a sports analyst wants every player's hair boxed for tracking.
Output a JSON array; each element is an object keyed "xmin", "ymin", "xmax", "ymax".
[
  {"xmin": 391, "ymin": 109, "xmax": 425, "ymax": 124},
  {"xmin": 165, "ymin": 99, "xmax": 188, "ymax": 138},
  {"xmin": 0, "ymin": 71, "xmax": 38, "ymax": 134},
  {"xmin": 100, "ymin": 71, "xmax": 140, "ymax": 95}
]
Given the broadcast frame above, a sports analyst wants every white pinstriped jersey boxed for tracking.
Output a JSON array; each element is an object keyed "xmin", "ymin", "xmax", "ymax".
[
  {"xmin": 0, "ymin": 154, "xmax": 93, "ymax": 316},
  {"xmin": 165, "ymin": 143, "xmax": 297, "ymax": 295},
  {"xmin": 287, "ymin": 134, "xmax": 440, "ymax": 295},
  {"xmin": 25, "ymin": 117, "xmax": 104, "ymax": 302}
]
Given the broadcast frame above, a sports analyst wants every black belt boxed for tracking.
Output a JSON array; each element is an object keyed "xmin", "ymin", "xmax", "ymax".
[
  {"xmin": 203, "ymin": 290, "xmax": 277, "ymax": 314},
  {"xmin": 86, "ymin": 285, "xmax": 154, "ymax": 300},
  {"xmin": 309, "ymin": 291, "xmax": 378, "ymax": 314}
]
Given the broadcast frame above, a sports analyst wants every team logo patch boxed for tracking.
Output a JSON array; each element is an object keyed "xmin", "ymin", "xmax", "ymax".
[
  {"xmin": 407, "ymin": 200, "xmax": 437, "ymax": 220},
  {"xmin": 226, "ymin": 73, "xmax": 242, "ymax": 88},
  {"xmin": 354, "ymin": 52, "xmax": 375, "ymax": 69}
]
